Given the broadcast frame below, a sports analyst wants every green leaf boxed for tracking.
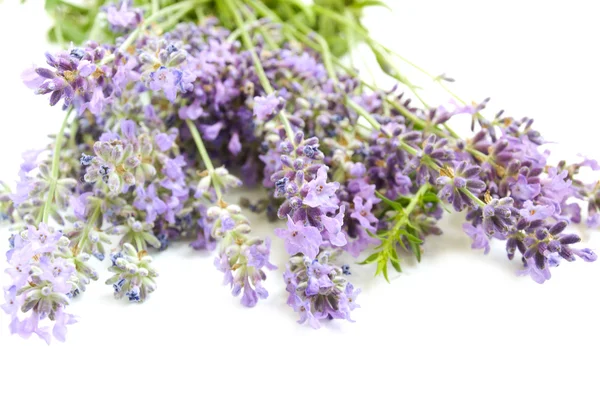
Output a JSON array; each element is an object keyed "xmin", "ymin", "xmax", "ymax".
[
  {"xmin": 406, "ymin": 226, "xmax": 423, "ymax": 262},
  {"xmin": 422, "ymin": 191, "xmax": 440, "ymax": 203},
  {"xmin": 376, "ymin": 256, "xmax": 390, "ymax": 283},
  {"xmin": 358, "ymin": 252, "xmax": 380, "ymax": 265},
  {"xmin": 389, "ymin": 248, "xmax": 402, "ymax": 272},
  {"xmin": 369, "ymin": 43, "xmax": 398, "ymax": 78},
  {"xmin": 350, "ymin": 0, "xmax": 392, "ymax": 11},
  {"xmin": 375, "ymin": 191, "xmax": 405, "ymax": 211},
  {"xmin": 398, "ymin": 229, "xmax": 422, "ymax": 244},
  {"xmin": 366, "ymin": 228, "xmax": 385, "ymax": 241},
  {"xmin": 410, "ymin": 241, "xmax": 422, "ymax": 262}
]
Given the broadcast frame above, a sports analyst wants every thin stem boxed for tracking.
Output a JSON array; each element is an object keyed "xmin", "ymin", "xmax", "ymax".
[
  {"xmin": 53, "ymin": 11, "xmax": 65, "ymax": 48},
  {"xmin": 186, "ymin": 119, "xmax": 222, "ymax": 200},
  {"xmin": 344, "ymin": 9, "xmax": 356, "ymax": 68},
  {"xmin": 68, "ymin": 117, "xmax": 79, "ymax": 150},
  {"xmin": 101, "ymin": 0, "xmax": 207, "ymax": 64},
  {"xmin": 75, "ymin": 204, "xmax": 102, "ymax": 253},
  {"xmin": 238, "ymin": 4, "xmax": 278, "ymax": 49},
  {"xmin": 152, "ymin": 0, "xmax": 160, "ymax": 14},
  {"xmin": 288, "ymin": 16, "xmax": 338, "ymax": 86},
  {"xmin": 88, "ymin": 9, "xmax": 105, "ymax": 42},
  {"xmin": 195, "ymin": 7, "xmax": 205, "ymax": 23},
  {"xmin": 347, "ymin": 98, "xmax": 487, "ymax": 208},
  {"xmin": 135, "ymin": 235, "xmax": 144, "ymax": 252},
  {"xmin": 225, "ymin": 0, "xmax": 296, "ymax": 142},
  {"xmin": 42, "ymin": 107, "xmax": 73, "ymax": 224}
]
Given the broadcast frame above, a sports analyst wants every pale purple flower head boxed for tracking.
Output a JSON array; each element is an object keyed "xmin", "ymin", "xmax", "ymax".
[
  {"xmin": 462, "ymin": 223, "xmax": 490, "ymax": 254},
  {"xmin": 149, "ymin": 67, "xmax": 192, "ymax": 102},
  {"xmin": 509, "ymin": 174, "xmax": 541, "ymax": 201},
  {"xmin": 105, "ymin": 0, "xmax": 143, "ymax": 33},
  {"xmin": 320, "ymin": 206, "xmax": 347, "ymax": 247},
  {"xmin": 253, "ymin": 93, "xmax": 284, "ymax": 121},
  {"xmin": 274, "ymin": 216, "xmax": 323, "ymax": 259},
  {"xmin": 303, "ymin": 166, "xmax": 339, "ymax": 209},
  {"xmin": 133, "ymin": 184, "xmax": 167, "ymax": 223},
  {"xmin": 519, "ymin": 200, "xmax": 554, "ymax": 222},
  {"xmin": 350, "ymin": 196, "xmax": 377, "ymax": 230}
]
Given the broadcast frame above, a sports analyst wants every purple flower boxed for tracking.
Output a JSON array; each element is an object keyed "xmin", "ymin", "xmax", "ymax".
[
  {"xmin": 303, "ymin": 166, "xmax": 339, "ymax": 209},
  {"xmin": 482, "ymin": 197, "xmax": 517, "ymax": 237},
  {"xmin": 350, "ymin": 196, "xmax": 377, "ymax": 230},
  {"xmin": 520, "ymin": 258, "xmax": 552, "ymax": 284},
  {"xmin": 259, "ymin": 148, "xmax": 282, "ymax": 188},
  {"xmin": 345, "ymin": 227, "xmax": 379, "ymax": 258},
  {"xmin": 113, "ymin": 56, "xmax": 140, "ymax": 91},
  {"xmin": 149, "ymin": 67, "xmax": 190, "ymax": 102},
  {"xmin": 519, "ymin": 200, "xmax": 555, "ymax": 221},
  {"xmin": 178, "ymin": 99, "xmax": 204, "ymax": 120},
  {"xmin": 4, "ymin": 225, "xmax": 77, "ymax": 343},
  {"xmin": 344, "ymin": 283, "xmax": 361, "ymax": 311},
  {"xmin": 200, "ymin": 122, "xmax": 223, "ymax": 141},
  {"xmin": 541, "ymin": 168, "xmax": 573, "ymax": 202},
  {"xmin": 80, "ymin": 86, "xmax": 109, "ymax": 115},
  {"xmin": 579, "ymin": 157, "xmax": 600, "ymax": 171},
  {"xmin": 105, "ymin": 0, "xmax": 143, "ymax": 33},
  {"xmin": 320, "ymin": 206, "xmax": 347, "ymax": 247},
  {"xmin": 284, "ymin": 254, "xmax": 360, "ymax": 328},
  {"xmin": 587, "ymin": 214, "xmax": 600, "ymax": 228},
  {"xmin": 228, "ymin": 133, "xmax": 242, "ymax": 156},
  {"xmin": 573, "ymin": 248, "xmax": 597, "ymax": 262},
  {"xmin": 274, "ymin": 216, "xmax": 323, "ymax": 259},
  {"xmin": 437, "ymin": 162, "xmax": 486, "ymax": 212},
  {"xmin": 246, "ymin": 238, "xmax": 277, "ymax": 271},
  {"xmin": 155, "ymin": 131, "xmax": 177, "ymax": 152},
  {"xmin": 509, "ymin": 174, "xmax": 541, "ymax": 201},
  {"xmin": 297, "ymin": 299, "xmax": 320, "ymax": 329},
  {"xmin": 133, "ymin": 184, "xmax": 167, "ymax": 223},
  {"xmin": 21, "ymin": 66, "xmax": 45, "ymax": 90},
  {"xmin": 253, "ymin": 93, "xmax": 284, "ymax": 121},
  {"xmin": 462, "ymin": 223, "xmax": 490, "ymax": 254},
  {"xmin": 1, "ymin": 286, "xmax": 18, "ymax": 315}
]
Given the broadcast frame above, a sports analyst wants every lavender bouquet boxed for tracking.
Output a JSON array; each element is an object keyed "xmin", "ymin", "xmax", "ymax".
[{"xmin": 2, "ymin": 0, "xmax": 598, "ymax": 343}]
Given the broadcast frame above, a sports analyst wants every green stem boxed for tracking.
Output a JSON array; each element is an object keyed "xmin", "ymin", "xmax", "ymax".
[
  {"xmin": 42, "ymin": 108, "xmax": 73, "ymax": 224},
  {"xmin": 347, "ymin": 98, "xmax": 487, "ymax": 209},
  {"xmin": 186, "ymin": 119, "xmax": 222, "ymax": 200},
  {"xmin": 344, "ymin": 10, "xmax": 356, "ymax": 68},
  {"xmin": 101, "ymin": 0, "xmax": 208, "ymax": 64},
  {"xmin": 224, "ymin": 0, "xmax": 296, "ymax": 142},
  {"xmin": 76, "ymin": 204, "xmax": 102, "ymax": 252},
  {"xmin": 68, "ymin": 117, "xmax": 79, "ymax": 150},
  {"xmin": 53, "ymin": 11, "xmax": 65, "ymax": 48},
  {"xmin": 135, "ymin": 235, "xmax": 144, "ymax": 252},
  {"xmin": 288, "ymin": 16, "xmax": 338, "ymax": 86},
  {"xmin": 88, "ymin": 9, "xmax": 105, "ymax": 42},
  {"xmin": 238, "ymin": 3, "xmax": 278, "ymax": 49}
]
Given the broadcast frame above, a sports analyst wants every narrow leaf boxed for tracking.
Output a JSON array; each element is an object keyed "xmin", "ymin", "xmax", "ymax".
[{"xmin": 375, "ymin": 191, "xmax": 405, "ymax": 211}]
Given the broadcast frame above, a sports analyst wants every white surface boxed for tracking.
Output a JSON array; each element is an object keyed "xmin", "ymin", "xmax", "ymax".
[{"xmin": 1, "ymin": 1, "xmax": 600, "ymax": 403}]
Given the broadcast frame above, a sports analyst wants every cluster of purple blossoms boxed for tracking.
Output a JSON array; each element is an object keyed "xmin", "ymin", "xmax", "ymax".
[
  {"xmin": 284, "ymin": 252, "xmax": 360, "ymax": 328},
  {"xmin": 209, "ymin": 202, "xmax": 276, "ymax": 307},
  {"xmin": 3, "ymin": 224, "xmax": 77, "ymax": 343},
  {"xmin": 103, "ymin": 0, "xmax": 143, "ymax": 33},
  {"xmin": 1, "ymin": 1, "xmax": 598, "ymax": 342},
  {"xmin": 270, "ymin": 130, "xmax": 347, "ymax": 257},
  {"xmin": 106, "ymin": 243, "xmax": 158, "ymax": 302},
  {"xmin": 441, "ymin": 104, "xmax": 599, "ymax": 283}
]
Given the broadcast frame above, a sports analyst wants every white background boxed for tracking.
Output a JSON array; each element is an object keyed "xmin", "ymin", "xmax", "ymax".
[{"xmin": 1, "ymin": 1, "xmax": 599, "ymax": 403}]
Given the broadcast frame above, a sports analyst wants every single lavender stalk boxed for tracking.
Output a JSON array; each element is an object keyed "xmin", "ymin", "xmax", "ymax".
[{"xmin": 187, "ymin": 119, "xmax": 276, "ymax": 306}]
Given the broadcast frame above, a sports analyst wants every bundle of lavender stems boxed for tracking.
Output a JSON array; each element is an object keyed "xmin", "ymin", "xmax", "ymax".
[{"xmin": 1, "ymin": 0, "xmax": 598, "ymax": 343}]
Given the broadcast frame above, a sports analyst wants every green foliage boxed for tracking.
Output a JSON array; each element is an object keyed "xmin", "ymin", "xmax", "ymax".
[
  {"xmin": 39, "ymin": 0, "xmax": 385, "ymax": 58},
  {"xmin": 360, "ymin": 186, "xmax": 439, "ymax": 282}
]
